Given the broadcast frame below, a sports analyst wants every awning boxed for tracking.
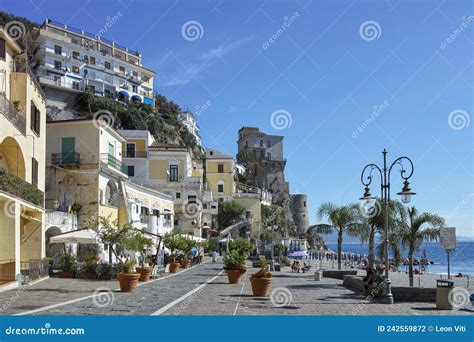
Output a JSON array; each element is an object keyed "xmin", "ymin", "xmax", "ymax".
[
  {"xmin": 131, "ymin": 94, "xmax": 142, "ymax": 102},
  {"xmin": 50, "ymin": 228, "xmax": 98, "ymax": 244},
  {"xmin": 288, "ymin": 251, "xmax": 308, "ymax": 258},
  {"xmin": 178, "ymin": 234, "xmax": 205, "ymax": 242}
]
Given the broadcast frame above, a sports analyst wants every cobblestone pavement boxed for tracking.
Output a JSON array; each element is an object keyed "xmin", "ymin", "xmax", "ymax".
[
  {"xmin": 160, "ymin": 265, "xmax": 474, "ymax": 316},
  {"xmin": 0, "ymin": 260, "xmax": 222, "ymax": 316},
  {"xmin": 0, "ymin": 260, "xmax": 472, "ymax": 316}
]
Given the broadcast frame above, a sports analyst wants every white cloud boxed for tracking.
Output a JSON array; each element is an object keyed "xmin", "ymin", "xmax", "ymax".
[{"xmin": 159, "ymin": 36, "xmax": 254, "ymax": 87}]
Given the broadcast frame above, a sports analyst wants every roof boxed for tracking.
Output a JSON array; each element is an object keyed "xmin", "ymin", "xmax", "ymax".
[
  {"xmin": 149, "ymin": 142, "xmax": 189, "ymax": 150},
  {"xmin": 206, "ymin": 148, "xmax": 233, "ymax": 160},
  {"xmin": 0, "ymin": 28, "xmax": 22, "ymax": 53},
  {"xmin": 47, "ymin": 118, "xmax": 126, "ymax": 142}
]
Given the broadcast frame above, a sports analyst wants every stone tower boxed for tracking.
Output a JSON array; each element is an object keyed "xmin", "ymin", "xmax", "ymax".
[
  {"xmin": 290, "ymin": 194, "xmax": 310, "ymax": 237},
  {"xmin": 236, "ymin": 127, "xmax": 289, "ymax": 202}
]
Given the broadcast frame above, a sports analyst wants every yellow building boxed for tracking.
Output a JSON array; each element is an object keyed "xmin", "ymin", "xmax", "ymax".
[
  {"xmin": 0, "ymin": 29, "xmax": 47, "ymax": 290},
  {"xmin": 46, "ymin": 121, "xmax": 174, "ymax": 261},
  {"xmin": 205, "ymin": 148, "xmax": 235, "ymax": 201}
]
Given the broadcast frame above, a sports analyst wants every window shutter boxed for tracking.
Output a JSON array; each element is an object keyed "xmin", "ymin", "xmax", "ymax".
[
  {"xmin": 0, "ymin": 38, "xmax": 5, "ymax": 59},
  {"xmin": 35, "ymin": 107, "xmax": 40, "ymax": 135},
  {"xmin": 30, "ymin": 102, "xmax": 35, "ymax": 131},
  {"xmin": 32, "ymin": 158, "xmax": 38, "ymax": 187}
]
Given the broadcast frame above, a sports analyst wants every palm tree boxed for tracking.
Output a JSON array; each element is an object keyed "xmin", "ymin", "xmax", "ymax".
[
  {"xmin": 310, "ymin": 202, "xmax": 360, "ymax": 270},
  {"xmin": 355, "ymin": 200, "xmax": 407, "ymax": 269},
  {"xmin": 398, "ymin": 207, "xmax": 445, "ymax": 286}
]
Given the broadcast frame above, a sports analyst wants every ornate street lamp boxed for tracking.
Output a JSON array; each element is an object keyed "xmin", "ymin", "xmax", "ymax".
[{"xmin": 360, "ymin": 148, "xmax": 416, "ymax": 304}]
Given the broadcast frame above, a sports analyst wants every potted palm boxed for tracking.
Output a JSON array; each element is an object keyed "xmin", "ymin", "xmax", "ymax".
[
  {"xmin": 58, "ymin": 253, "xmax": 76, "ymax": 278},
  {"xmin": 250, "ymin": 256, "xmax": 272, "ymax": 296},
  {"xmin": 163, "ymin": 232, "xmax": 184, "ymax": 273},
  {"xmin": 223, "ymin": 238, "xmax": 251, "ymax": 284},
  {"xmin": 117, "ymin": 259, "xmax": 140, "ymax": 292},
  {"xmin": 223, "ymin": 250, "xmax": 246, "ymax": 284}
]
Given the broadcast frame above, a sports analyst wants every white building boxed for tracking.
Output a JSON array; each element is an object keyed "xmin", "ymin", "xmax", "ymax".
[
  {"xmin": 178, "ymin": 112, "xmax": 201, "ymax": 146},
  {"xmin": 31, "ymin": 19, "xmax": 155, "ymax": 115}
]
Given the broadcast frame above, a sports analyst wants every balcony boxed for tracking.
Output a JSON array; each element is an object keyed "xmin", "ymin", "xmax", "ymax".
[
  {"xmin": 0, "ymin": 167, "xmax": 44, "ymax": 206},
  {"xmin": 51, "ymin": 152, "xmax": 81, "ymax": 165},
  {"xmin": 124, "ymin": 150, "xmax": 147, "ymax": 158},
  {"xmin": 0, "ymin": 95, "xmax": 26, "ymax": 135},
  {"xmin": 100, "ymin": 153, "xmax": 128, "ymax": 175}
]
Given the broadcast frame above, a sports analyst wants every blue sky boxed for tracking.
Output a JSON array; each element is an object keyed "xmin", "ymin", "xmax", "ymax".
[{"xmin": 3, "ymin": 0, "xmax": 473, "ymax": 236}]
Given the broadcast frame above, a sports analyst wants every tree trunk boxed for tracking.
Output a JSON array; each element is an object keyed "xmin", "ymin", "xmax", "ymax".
[
  {"xmin": 408, "ymin": 242, "xmax": 414, "ymax": 287},
  {"xmin": 337, "ymin": 228, "xmax": 343, "ymax": 270},
  {"xmin": 368, "ymin": 225, "xmax": 375, "ymax": 269}
]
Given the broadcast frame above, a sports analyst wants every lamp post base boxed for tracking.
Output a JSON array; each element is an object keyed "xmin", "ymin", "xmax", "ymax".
[{"xmin": 380, "ymin": 278, "xmax": 394, "ymax": 304}]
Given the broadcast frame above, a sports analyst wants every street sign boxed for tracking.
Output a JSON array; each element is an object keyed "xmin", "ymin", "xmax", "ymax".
[{"xmin": 440, "ymin": 227, "xmax": 456, "ymax": 250}]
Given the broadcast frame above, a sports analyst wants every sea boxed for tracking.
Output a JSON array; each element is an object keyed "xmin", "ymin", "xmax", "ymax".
[{"xmin": 326, "ymin": 241, "xmax": 474, "ymax": 276}]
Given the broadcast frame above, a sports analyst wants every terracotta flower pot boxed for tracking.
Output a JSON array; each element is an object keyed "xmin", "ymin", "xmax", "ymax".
[
  {"xmin": 169, "ymin": 262, "xmax": 180, "ymax": 273},
  {"xmin": 180, "ymin": 259, "xmax": 191, "ymax": 269},
  {"xmin": 58, "ymin": 271, "xmax": 74, "ymax": 278},
  {"xmin": 226, "ymin": 270, "xmax": 243, "ymax": 284},
  {"xmin": 136, "ymin": 267, "xmax": 152, "ymax": 282},
  {"xmin": 250, "ymin": 277, "xmax": 272, "ymax": 296},
  {"xmin": 117, "ymin": 273, "xmax": 140, "ymax": 292}
]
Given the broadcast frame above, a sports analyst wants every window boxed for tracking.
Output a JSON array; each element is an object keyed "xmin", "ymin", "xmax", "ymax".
[
  {"xmin": 0, "ymin": 38, "xmax": 5, "ymax": 60},
  {"xmin": 217, "ymin": 184, "xmax": 224, "ymax": 193},
  {"xmin": 267, "ymin": 152, "xmax": 271, "ymax": 160},
  {"xmin": 132, "ymin": 85, "xmax": 138, "ymax": 93},
  {"xmin": 174, "ymin": 220, "xmax": 179, "ymax": 225},
  {"xmin": 188, "ymin": 195, "xmax": 197, "ymax": 204},
  {"xmin": 211, "ymin": 205, "xmax": 217, "ymax": 209},
  {"xmin": 119, "ymin": 66, "xmax": 125, "ymax": 74},
  {"xmin": 30, "ymin": 101, "xmax": 41, "ymax": 135},
  {"xmin": 31, "ymin": 158, "xmax": 38, "ymax": 187},
  {"xmin": 203, "ymin": 203, "xmax": 208, "ymax": 209},
  {"xmin": 89, "ymin": 56, "xmax": 96, "ymax": 65},
  {"xmin": 304, "ymin": 201, "xmax": 307, "ymax": 207},
  {"xmin": 132, "ymin": 70, "xmax": 138, "ymax": 78},
  {"xmin": 152, "ymin": 209, "xmax": 160, "ymax": 216},
  {"xmin": 217, "ymin": 164, "xmax": 224, "ymax": 173},
  {"xmin": 127, "ymin": 165, "xmax": 135, "ymax": 177},
  {"xmin": 72, "ymin": 65, "xmax": 80, "ymax": 74},
  {"xmin": 267, "ymin": 141, "xmax": 271, "ymax": 147},
  {"xmin": 260, "ymin": 140, "xmax": 263, "ymax": 147},
  {"xmin": 54, "ymin": 45, "xmax": 62, "ymax": 55},
  {"xmin": 72, "ymin": 81, "xmax": 80, "ymax": 90},
  {"xmin": 104, "ymin": 61, "xmax": 111, "ymax": 70},
  {"xmin": 143, "ymin": 75, "xmax": 150, "ymax": 82},
  {"xmin": 72, "ymin": 51, "xmax": 80, "ymax": 60},
  {"xmin": 54, "ymin": 60, "xmax": 62, "ymax": 70},
  {"xmin": 169, "ymin": 165, "xmax": 178, "ymax": 182},
  {"xmin": 176, "ymin": 192, "xmax": 181, "ymax": 199},
  {"xmin": 126, "ymin": 143, "xmax": 136, "ymax": 158}
]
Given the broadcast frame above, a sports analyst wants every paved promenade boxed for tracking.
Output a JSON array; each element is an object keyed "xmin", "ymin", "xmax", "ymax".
[{"xmin": 0, "ymin": 259, "xmax": 471, "ymax": 316}]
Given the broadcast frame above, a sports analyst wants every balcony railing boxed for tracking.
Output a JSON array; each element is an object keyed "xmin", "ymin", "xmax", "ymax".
[
  {"xmin": 0, "ymin": 95, "xmax": 26, "ymax": 135},
  {"xmin": 0, "ymin": 167, "xmax": 44, "ymax": 206},
  {"xmin": 124, "ymin": 150, "xmax": 147, "ymax": 158},
  {"xmin": 51, "ymin": 152, "xmax": 81, "ymax": 165},
  {"xmin": 100, "ymin": 153, "xmax": 128, "ymax": 175}
]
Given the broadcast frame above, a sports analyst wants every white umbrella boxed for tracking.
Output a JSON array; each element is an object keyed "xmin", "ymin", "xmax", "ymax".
[{"xmin": 50, "ymin": 228, "xmax": 98, "ymax": 244}]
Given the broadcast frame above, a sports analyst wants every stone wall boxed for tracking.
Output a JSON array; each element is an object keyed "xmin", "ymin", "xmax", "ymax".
[
  {"xmin": 342, "ymin": 275, "xmax": 437, "ymax": 302},
  {"xmin": 323, "ymin": 270, "xmax": 357, "ymax": 280}
]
